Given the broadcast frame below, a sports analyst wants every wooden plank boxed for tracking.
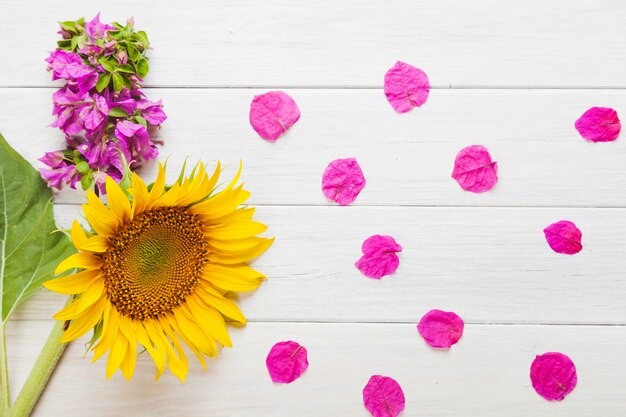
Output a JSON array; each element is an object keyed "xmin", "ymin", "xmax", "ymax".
[
  {"xmin": 2, "ymin": 88, "xmax": 626, "ymax": 207},
  {"xmin": 1, "ymin": 1, "xmax": 626, "ymax": 88},
  {"xmin": 6, "ymin": 320, "xmax": 625, "ymax": 416},
  {"xmin": 14, "ymin": 204, "xmax": 626, "ymax": 325}
]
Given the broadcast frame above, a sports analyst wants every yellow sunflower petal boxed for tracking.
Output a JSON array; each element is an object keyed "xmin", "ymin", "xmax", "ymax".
[
  {"xmin": 78, "ymin": 235, "xmax": 109, "ymax": 253},
  {"xmin": 106, "ymin": 330, "xmax": 128, "ymax": 379},
  {"xmin": 60, "ymin": 296, "xmax": 106, "ymax": 343},
  {"xmin": 92, "ymin": 303, "xmax": 120, "ymax": 362},
  {"xmin": 118, "ymin": 317, "xmax": 138, "ymax": 380},
  {"xmin": 130, "ymin": 172, "xmax": 150, "ymax": 215},
  {"xmin": 198, "ymin": 284, "xmax": 247, "ymax": 325},
  {"xmin": 185, "ymin": 297, "xmax": 232, "ymax": 347},
  {"xmin": 55, "ymin": 252, "xmax": 102, "ymax": 274},
  {"xmin": 190, "ymin": 185, "xmax": 250, "ymax": 219},
  {"xmin": 70, "ymin": 220, "xmax": 88, "ymax": 248},
  {"xmin": 159, "ymin": 319, "xmax": 189, "ymax": 383},
  {"xmin": 204, "ymin": 220, "xmax": 268, "ymax": 240},
  {"xmin": 208, "ymin": 238, "xmax": 274, "ymax": 264},
  {"xmin": 52, "ymin": 299, "xmax": 80, "ymax": 320},
  {"xmin": 146, "ymin": 164, "xmax": 166, "ymax": 208},
  {"xmin": 153, "ymin": 182, "xmax": 182, "ymax": 208},
  {"xmin": 203, "ymin": 207, "xmax": 256, "ymax": 225},
  {"xmin": 169, "ymin": 315, "xmax": 209, "ymax": 368},
  {"xmin": 106, "ymin": 177, "xmax": 132, "ymax": 223},
  {"xmin": 43, "ymin": 269, "xmax": 101, "ymax": 294},
  {"xmin": 201, "ymin": 264, "xmax": 265, "ymax": 293},
  {"xmin": 135, "ymin": 321, "xmax": 166, "ymax": 379},
  {"xmin": 74, "ymin": 277, "xmax": 105, "ymax": 315},
  {"xmin": 83, "ymin": 190, "xmax": 119, "ymax": 235},
  {"xmin": 173, "ymin": 309, "xmax": 216, "ymax": 357},
  {"xmin": 145, "ymin": 321, "xmax": 184, "ymax": 381}
]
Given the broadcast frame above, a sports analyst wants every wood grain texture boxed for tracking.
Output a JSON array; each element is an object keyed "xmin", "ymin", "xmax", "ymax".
[
  {"xmin": 6, "ymin": 320, "xmax": 626, "ymax": 417},
  {"xmin": 2, "ymin": 88, "xmax": 626, "ymax": 207},
  {"xmin": 14, "ymin": 204, "xmax": 626, "ymax": 325},
  {"xmin": 1, "ymin": 0, "xmax": 625, "ymax": 88}
]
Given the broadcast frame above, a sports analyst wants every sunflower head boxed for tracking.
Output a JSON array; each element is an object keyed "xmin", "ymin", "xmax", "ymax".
[{"xmin": 45, "ymin": 162, "xmax": 273, "ymax": 382}]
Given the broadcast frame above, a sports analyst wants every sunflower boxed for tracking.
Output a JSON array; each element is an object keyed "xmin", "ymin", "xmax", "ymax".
[{"xmin": 44, "ymin": 162, "xmax": 273, "ymax": 382}]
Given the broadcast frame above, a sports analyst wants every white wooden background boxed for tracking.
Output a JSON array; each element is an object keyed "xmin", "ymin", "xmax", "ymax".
[{"xmin": 2, "ymin": 1, "xmax": 626, "ymax": 415}]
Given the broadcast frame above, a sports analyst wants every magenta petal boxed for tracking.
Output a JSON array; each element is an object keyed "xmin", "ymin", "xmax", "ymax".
[
  {"xmin": 417, "ymin": 309, "xmax": 464, "ymax": 349},
  {"xmin": 249, "ymin": 91, "xmax": 301, "ymax": 141},
  {"xmin": 575, "ymin": 107, "xmax": 621, "ymax": 142},
  {"xmin": 384, "ymin": 61, "xmax": 430, "ymax": 113},
  {"xmin": 355, "ymin": 235, "xmax": 402, "ymax": 279},
  {"xmin": 451, "ymin": 145, "xmax": 498, "ymax": 193},
  {"xmin": 543, "ymin": 220, "xmax": 583, "ymax": 255},
  {"xmin": 362, "ymin": 375, "xmax": 406, "ymax": 417},
  {"xmin": 530, "ymin": 352, "xmax": 577, "ymax": 401},
  {"xmin": 322, "ymin": 158, "xmax": 366, "ymax": 205},
  {"xmin": 265, "ymin": 341, "xmax": 308, "ymax": 383}
]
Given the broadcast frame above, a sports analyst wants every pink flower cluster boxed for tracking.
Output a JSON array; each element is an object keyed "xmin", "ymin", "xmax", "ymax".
[{"xmin": 40, "ymin": 14, "xmax": 166, "ymax": 194}]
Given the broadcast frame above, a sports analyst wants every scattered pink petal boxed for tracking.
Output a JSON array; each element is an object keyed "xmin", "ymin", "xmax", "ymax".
[
  {"xmin": 362, "ymin": 375, "xmax": 406, "ymax": 417},
  {"xmin": 322, "ymin": 158, "xmax": 366, "ymax": 205},
  {"xmin": 417, "ymin": 309, "xmax": 464, "ymax": 349},
  {"xmin": 355, "ymin": 235, "xmax": 402, "ymax": 279},
  {"xmin": 249, "ymin": 91, "xmax": 301, "ymax": 141},
  {"xmin": 384, "ymin": 61, "xmax": 430, "ymax": 113},
  {"xmin": 530, "ymin": 352, "xmax": 577, "ymax": 401},
  {"xmin": 574, "ymin": 107, "xmax": 621, "ymax": 142},
  {"xmin": 543, "ymin": 220, "xmax": 583, "ymax": 255},
  {"xmin": 265, "ymin": 341, "xmax": 308, "ymax": 383},
  {"xmin": 451, "ymin": 145, "xmax": 498, "ymax": 193}
]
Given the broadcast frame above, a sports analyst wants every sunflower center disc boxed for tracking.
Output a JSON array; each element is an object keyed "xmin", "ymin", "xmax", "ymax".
[{"xmin": 101, "ymin": 206, "xmax": 209, "ymax": 320}]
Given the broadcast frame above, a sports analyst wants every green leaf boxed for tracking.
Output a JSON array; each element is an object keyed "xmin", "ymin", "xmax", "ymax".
[
  {"xmin": 109, "ymin": 107, "xmax": 129, "ymax": 118},
  {"xmin": 126, "ymin": 44, "xmax": 139, "ymax": 61},
  {"xmin": 75, "ymin": 161, "xmax": 90, "ymax": 174},
  {"xmin": 0, "ymin": 134, "xmax": 74, "ymax": 323},
  {"xmin": 98, "ymin": 57, "xmax": 117, "ymax": 73},
  {"xmin": 80, "ymin": 172, "xmax": 93, "ymax": 191},
  {"xmin": 116, "ymin": 64, "xmax": 135, "ymax": 74},
  {"xmin": 59, "ymin": 21, "xmax": 77, "ymax": 34},
  {"xmin": 134, "ymin": 115, "xmax": 147, "ymax": 127},
  {"xmin": 136, "ymin": 59, "xmax": 149, "ymax": 78},
  {"xmin": 112, "ymin": 73, "xmax": 123, "ymax": 92},
  {"xmin": 132, "ymin": 31, "xmax": 150, "ymax": 48},
  {"xmin": 56, "ymin": 39, "xmax": 72, "ymax": 50},
  {"xmin": 95, "ymin": 73, "xmax": 111, "ymax": 93}
]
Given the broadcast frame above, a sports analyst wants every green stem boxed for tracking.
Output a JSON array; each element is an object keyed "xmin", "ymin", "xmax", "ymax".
[
  {"xmin": 0, "ymin": 323, "xmax": 10, "ymax": 412},
  {"xmin": 8, "ymin": 319, "xmax": 67, "ymax": 417}
]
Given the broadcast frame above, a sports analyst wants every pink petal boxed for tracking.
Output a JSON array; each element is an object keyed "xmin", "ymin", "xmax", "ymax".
[
  {"xmin": 451, "ymin": 145, "xmax": 498, "ymax": 193},
  {"xmin": 383, "ymin": 61, "xmax": 430, "ymax": 113},
  {"xmin": 355, "ymin": 235, "xmax": 403, "ymax": 280},
  {"xmin": 249, "ymin": 91, "xmax": 301, "ymax": 141},
  {"xmin": 362, "ymin": 375, "xmax": 406, "ymax": 417},
  {"xmin": 322, "ymin": 158, "xmax": 366, "ymax": 205},
  {"xmin": 574, "ymin": 107, "xmax": 621, "ymax": 142},
  {"xmin": 417, "ymin": 309, "xmax": 464, "ymax": 349},
  {"xmin": 265, "ymin": 341, "xmax": 308, "ymax": 383},
  {"xmin": 530, "ymin": 352, "xmax": 577, "ymax": 401},
  {"xmin": 543, "ymin": 220, "xmax": 583, "ymax": 255}
]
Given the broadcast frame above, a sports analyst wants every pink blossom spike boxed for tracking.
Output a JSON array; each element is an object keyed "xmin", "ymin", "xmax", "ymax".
[
  {"xmin": 322, "ymin": 158, "xmax": 366, "ymax": 205},
  {"xmin": 575, "ymin": 107, "xmax": 621, "ymax": 142},
  {"xmin": 362, "ymin": 375, "xmax": 406, "ymax": 417},
  {"xmin": 265, "ymin": 341, "xmax": 308, "ymax": 383},
  {"xmin": 355, "ymin": 235, "xmax": 403, "ymax": 279},
  {"xmin": 543, "ymin": 220, "xmax": 583, "ymax": 255},
  {"xmin": 249, "ymin": 91, "xmax": 301, "ymax": 141},
  {"xmin": 530, "ymin": 352, "xmax": 577, "ymax": 401},
  {"xmin": 417, "ymin": 309, "xmax": 464, "ymax": 349},
  {"xmin": 451, "ymin": 145, "xmax": 498, "ymax": 193},
  {"xmin": 384, "ymin": 61, "xmax": 430, "ymax": 113}
]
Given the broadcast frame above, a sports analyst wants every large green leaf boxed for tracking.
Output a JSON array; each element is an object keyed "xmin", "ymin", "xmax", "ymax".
[{"xmin": 0, "ymin": 134, "xmax": 74, "ymax": 323}]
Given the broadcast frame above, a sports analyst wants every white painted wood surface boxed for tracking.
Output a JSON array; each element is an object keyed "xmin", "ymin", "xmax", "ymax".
[{"xmin": 1, "ymin": 0, "xmax": 625, "ymax": 416}]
